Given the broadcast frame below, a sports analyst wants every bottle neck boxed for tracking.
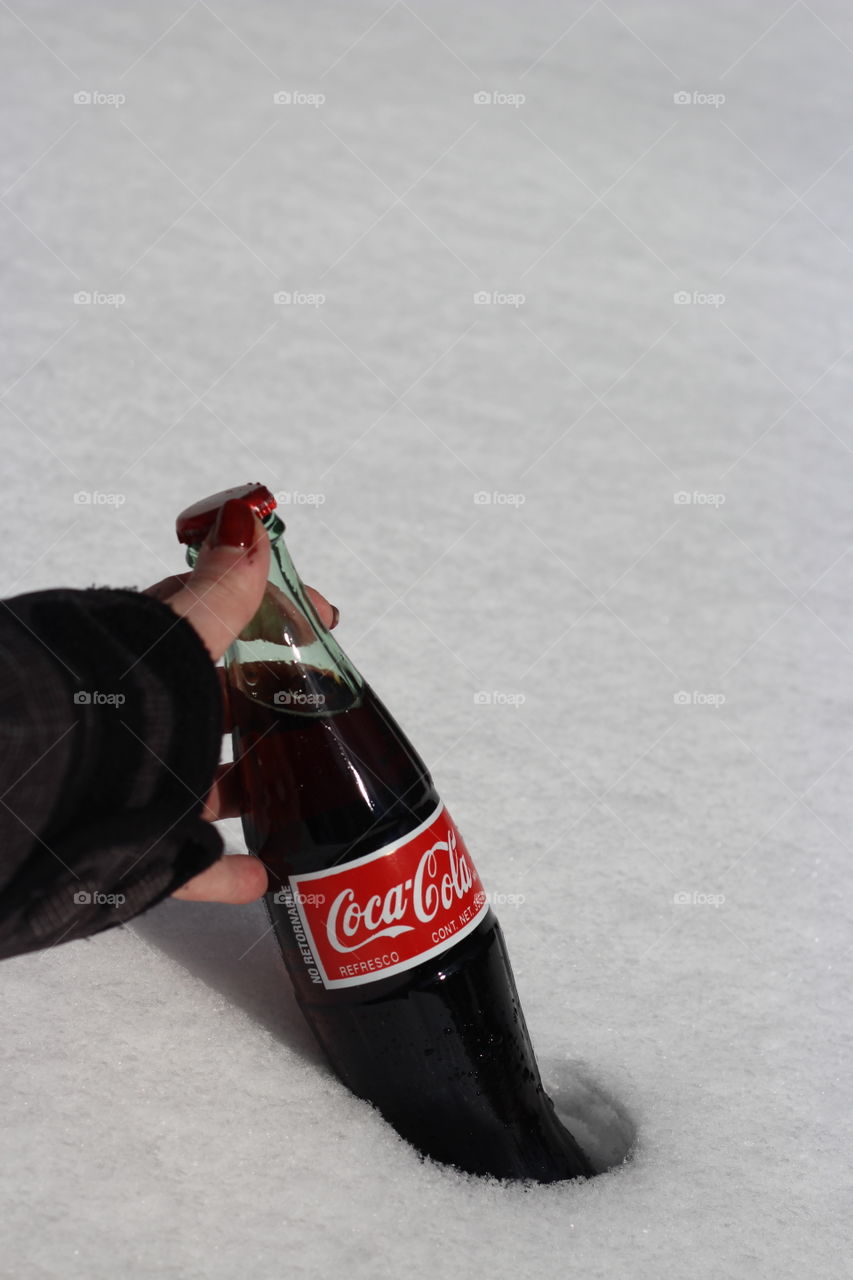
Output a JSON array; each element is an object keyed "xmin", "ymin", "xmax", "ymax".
[{"xmin": 186, "ymin": 515, "xmax": 363, "ymax": 714}]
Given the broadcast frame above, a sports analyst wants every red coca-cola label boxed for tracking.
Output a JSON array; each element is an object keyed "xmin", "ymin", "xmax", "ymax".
[{"xmin": 289, "ymin": 804, "xmax": 489, "ymax": 989}]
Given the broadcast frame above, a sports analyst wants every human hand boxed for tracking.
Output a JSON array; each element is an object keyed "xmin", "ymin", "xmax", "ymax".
[{"xmin": 144, "ymin": 498, "xmax": 338, "ymax": 906}]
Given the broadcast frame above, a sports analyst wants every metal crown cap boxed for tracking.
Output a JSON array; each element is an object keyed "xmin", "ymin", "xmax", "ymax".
[{"xmin": 175, "ymin": 483, "xmax": 277, "ymax": 545}]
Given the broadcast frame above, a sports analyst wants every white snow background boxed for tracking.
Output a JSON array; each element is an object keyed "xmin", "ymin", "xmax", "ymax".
[{"xmin": 1, "ymin": 2, "xmax": 852, "ymax": 1277}]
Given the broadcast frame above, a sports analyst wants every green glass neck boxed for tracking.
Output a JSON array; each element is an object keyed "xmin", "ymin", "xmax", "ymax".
[{"xmin": 186, "ymin": 513, "xmax": 363, "ymax": 713}]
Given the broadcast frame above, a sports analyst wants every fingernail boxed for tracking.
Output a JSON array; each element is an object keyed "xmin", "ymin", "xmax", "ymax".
[
  {"xmin": 329, "ymin": 605, "xmax": 340, "ymax": 629},
  {"xmin": 212, "ymin": 499, "xmax": 255, "ymax": 549}
]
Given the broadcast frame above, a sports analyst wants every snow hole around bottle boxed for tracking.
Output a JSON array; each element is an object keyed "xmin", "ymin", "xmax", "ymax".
[{"xmin": 543, "ymin": 1059, "xmax": 637, "ymax": 1175}]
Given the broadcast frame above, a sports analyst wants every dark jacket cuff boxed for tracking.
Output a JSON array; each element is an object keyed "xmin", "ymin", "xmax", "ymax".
[{"xmin": 0, "ymin": 587, "xmax": 225, "ymax": 958}]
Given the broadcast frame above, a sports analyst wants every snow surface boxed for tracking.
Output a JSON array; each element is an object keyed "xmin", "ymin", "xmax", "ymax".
[{"xmin": 1, "ymin": 1, "xmax": 852, "ymax": 1277}]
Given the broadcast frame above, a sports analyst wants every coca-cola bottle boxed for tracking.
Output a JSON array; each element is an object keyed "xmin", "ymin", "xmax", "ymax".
[{"xmin": 177, "ymin": 484, "xmax": 592, "ymax": 1182}]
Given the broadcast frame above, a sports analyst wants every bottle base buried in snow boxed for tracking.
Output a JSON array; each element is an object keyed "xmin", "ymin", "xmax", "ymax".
[{"xmin": 265, "ymin": 892, "xmax": 593, "ymax": 1183}]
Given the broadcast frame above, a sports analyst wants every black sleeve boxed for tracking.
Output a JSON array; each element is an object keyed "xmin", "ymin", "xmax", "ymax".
[{"xmin": 0, "ymin": 587, "xmax": 225, "ymax": 960}]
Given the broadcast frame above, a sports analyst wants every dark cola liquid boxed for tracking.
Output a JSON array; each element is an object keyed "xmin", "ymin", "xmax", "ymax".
[{"xmin": 229, "ymin": 660, "xmax": 592, "ymax": 1182}]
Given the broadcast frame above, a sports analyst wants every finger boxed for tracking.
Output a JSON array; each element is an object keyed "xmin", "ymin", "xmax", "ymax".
[
  {"xmin": 304, "ymin": 586, "xmax": 340, "ymax": 631},
  {"xmin": 167, "ymin": 503, "xmax": 271, "ymax": 662},
  {"xmin": 144, "ymin": 572, "xmax": 190, "ymax": 603},
  {"xmin": 200, "ymin": 762, "xmax": 241, "ymax": 821},
  {"xmin": 171, "ymin": 853, "xmax": 268, "ymax": 904},
  {"xmin": 148, "ymin": 575, "xmax": 338, "ymax": 631}
]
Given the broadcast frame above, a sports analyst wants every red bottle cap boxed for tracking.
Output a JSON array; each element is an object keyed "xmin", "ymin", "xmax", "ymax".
[{"xmin": 175, "ymin": 483, "xmax": 278, "ymax": 545}]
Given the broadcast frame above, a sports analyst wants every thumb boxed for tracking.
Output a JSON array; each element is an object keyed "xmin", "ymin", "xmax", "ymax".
[{"xmin": 167, "ymin": 499, "xmax": 270, "ymax": 661}]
